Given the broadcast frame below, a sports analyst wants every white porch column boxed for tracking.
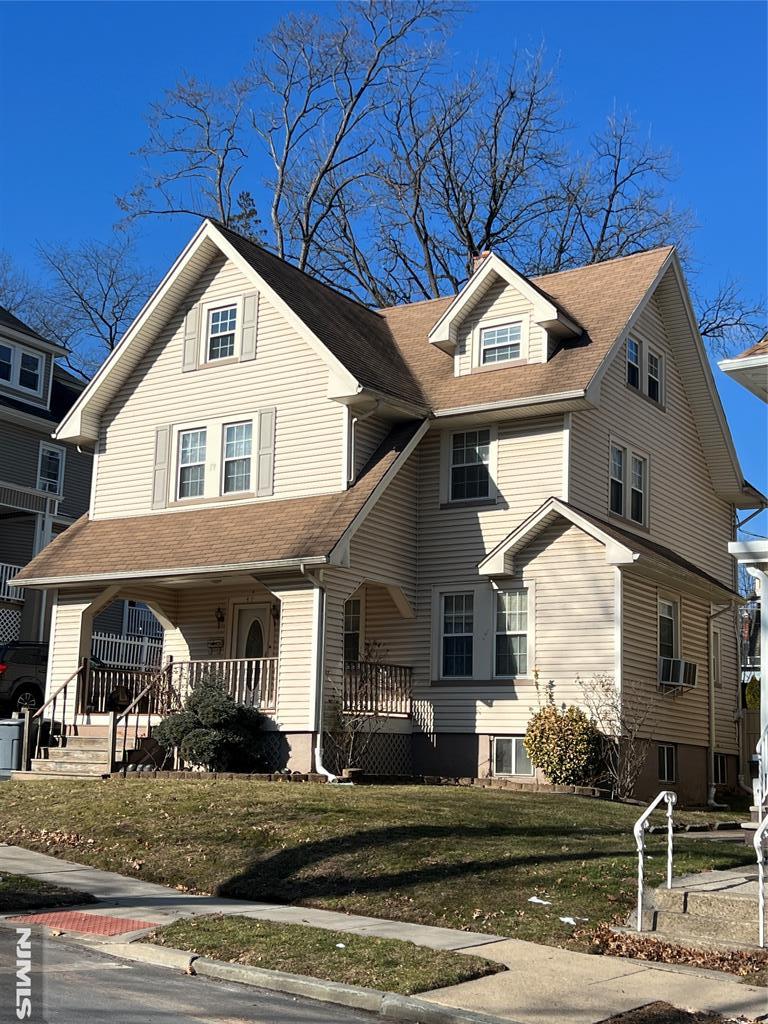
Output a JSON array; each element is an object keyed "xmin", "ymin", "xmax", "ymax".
[{"xmin": 747, "ymin": 566, "xmax": 768, "ymax": 738}]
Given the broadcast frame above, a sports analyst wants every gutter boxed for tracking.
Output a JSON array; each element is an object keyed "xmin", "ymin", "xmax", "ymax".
[{"xmin": 432, "ymin": 389, "xmax": 586, "ymax": 419}]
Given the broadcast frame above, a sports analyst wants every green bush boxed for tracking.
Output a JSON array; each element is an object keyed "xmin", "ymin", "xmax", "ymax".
[
  {"xmin": 524, "ymin": 703, "xmax": 601, "ymax": 786},
  {"xmin": 746, "ymin": 675, "xmax": 761, "ymax": 711},
  {"xmin": 154, "ymin": 674, "xmax": 268, "ymax": 772}
]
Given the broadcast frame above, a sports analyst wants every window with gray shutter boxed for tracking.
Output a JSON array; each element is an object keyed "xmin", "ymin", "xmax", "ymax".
[
  {"xmin": 240, "ymin": 292, "xmax": 259, "ymax": 362},
  {"xmin": 182, "ymin": 304, "xmax": 200, "ymax": 372}
]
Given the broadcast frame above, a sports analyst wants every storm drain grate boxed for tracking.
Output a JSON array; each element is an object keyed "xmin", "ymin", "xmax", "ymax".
[{"xmin": 8, "ymin": 910, "xmax": 158, "ymax": 936}]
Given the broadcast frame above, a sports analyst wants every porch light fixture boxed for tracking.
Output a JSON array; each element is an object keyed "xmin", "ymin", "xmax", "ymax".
[{"xmin": 215, "ymin": 606, "xmax": 225, "ymax": 629}]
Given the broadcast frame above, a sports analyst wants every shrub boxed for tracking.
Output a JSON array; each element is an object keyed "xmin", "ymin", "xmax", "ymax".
[
  {"xmin": 524, "ymin": 703, "xmax": 601, "ymax": 786},
  {"xmin": 746, "ymin": 675, "xmax": 761, "ymax": 711},
  {"xmin": 154, "ymin": 673, "xmax": 268, "ymax": 772}
]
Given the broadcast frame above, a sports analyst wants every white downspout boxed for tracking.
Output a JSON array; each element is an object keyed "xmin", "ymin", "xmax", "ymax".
[
  {"xmin": 302, "ymin": 566, "xmax": 337, "ymax": 782},
  {"xmin": 347, "ymin": 401, "xmax": 381, "ymax": 485}
]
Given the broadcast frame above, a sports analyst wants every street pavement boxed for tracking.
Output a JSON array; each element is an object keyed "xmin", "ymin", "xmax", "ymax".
[{"xmin": 0, "ymin": 929, "xmax": 380, "ymax": 1024}]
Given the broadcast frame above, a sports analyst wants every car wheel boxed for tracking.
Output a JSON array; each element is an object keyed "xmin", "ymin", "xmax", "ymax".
[{"xmin": 13, "ymin": 688, "xmax": 42, "ymax": 713}]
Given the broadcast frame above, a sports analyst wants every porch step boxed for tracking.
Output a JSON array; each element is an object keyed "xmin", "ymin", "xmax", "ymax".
[
  {"xmin": 641, "ymin": 881, "xmax": 762, "ymax": 951},
  {"xmin": 67, "ymin": 725, "xmax": 110, "ymax": 738},
  {"xmin": 63, "ymin": 735, "xmax": 111, "ymax": 750},
  {"xmin": 45, "ymin": 745, "xmax": 110, "ymax": 763},
  {"xmin": 30, "ymin": 758, "xmax": 109, "ymax": 777},
  {"xmin": 652, "ymin": 909, "xmax": 759, "ymax": 946}
]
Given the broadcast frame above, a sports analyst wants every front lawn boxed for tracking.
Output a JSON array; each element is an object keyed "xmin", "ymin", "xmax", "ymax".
[
  {"xmin": 0, "ymin": 873, "xmax": 94, "ymax": 913},
  {"xmin": 0, "ymin": 780, "xmax": 752, "ymax": 950},
  {"xmin": 148, "ymin": 915, "xmax": 502, "ymax": 994}
]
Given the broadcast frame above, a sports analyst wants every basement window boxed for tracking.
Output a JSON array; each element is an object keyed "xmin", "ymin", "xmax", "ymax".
[
  {"xmin": 493, "ymin": 736, "xmax": 534, "ymax": 776},
  {"xmin": 657, "ymin": 743, "xmax": 676, "ymax": 783},
  {"xmin": 713, "ymin": 753, "xmax": 727, "ymax": 786}
]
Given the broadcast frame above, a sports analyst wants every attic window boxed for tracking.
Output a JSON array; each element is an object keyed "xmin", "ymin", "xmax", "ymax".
[
  {"xmin": 480, "ymin": 322, "xmax": 522, "ymax": 364},
  {"xmin": 626, "ymin": 339, "xmax": 640, "ymax": 389},
  {"xmin": 207, "ymin": 305, "xmax": 238, "ymax": 360},
  {"xmin": 0, "ymin": 339, "xmax": 43, "ymax": 396}
]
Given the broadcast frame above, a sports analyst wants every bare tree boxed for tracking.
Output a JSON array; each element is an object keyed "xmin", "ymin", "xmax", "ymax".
[
  {"xmin": 0, "ymin": 252, "xmax": 35, "ymax": 314},
  {"xmin": 578, "ymin": 673, "xmax": 653, "ymax": 800},
  {"xmin": 695, "ymin": 278, "xmax": 766, "ymax": 357}
]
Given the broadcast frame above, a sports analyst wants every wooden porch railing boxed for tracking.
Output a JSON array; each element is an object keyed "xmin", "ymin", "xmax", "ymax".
[
  {"xmin": 21, "ymin": 659, "xmax": 87, "ymax": 768},
  {"xmin": 0, "ymin": 562, "xmax": 24, "ymax": 603},
  {"xmin": 170, "ymin": 658, "xmax": 278, "ymax": 713},
  {"xmin": 343, "ymin": 660, "xmax": 412, "ymax": 717}
]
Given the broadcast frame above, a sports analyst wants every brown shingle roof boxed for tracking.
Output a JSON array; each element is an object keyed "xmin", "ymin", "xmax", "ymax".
[
  {"xmin": 14, "ymin": 421, "xmax": 424, "ymax": 585},
  {"xmin": 379, "ymin": 247, "xmax": 673, "ymax": 410},
  {"xmin": 735, "ymin": 333, "xmax": 768, "ymax": 359}
]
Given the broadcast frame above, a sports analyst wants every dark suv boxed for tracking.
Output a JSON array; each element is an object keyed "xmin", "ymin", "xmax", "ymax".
[{"xmin": 0, "ymin": 641, "xmax": 48, "ymax": 714}]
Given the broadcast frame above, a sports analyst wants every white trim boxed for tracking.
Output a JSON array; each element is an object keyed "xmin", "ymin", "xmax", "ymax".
[
  {"xmin": 0, "ymin": 322, "xmax": 65, "ymax": 355},
  {"xmin": 613, "ymin": 566, "xmax": 623, "ymax": 688},
  {"xmin": 0, "ymin": 338, "xmax": 45, "ymax": 400},
  {"xmin": 434, "ymin": 586, "xmax": 479, "ymax": 681},
  {"xmin": 608, "ymin": 435, "xmax": 650, "ymax": 528},
  {"xmin": 432, "ymin": 389, "xmax": 587, "ymax": 418},
  {"xmin": 36, "ymin": 441, "xmax": 66, "ymax": 496},
  {"xmin": 0, "ymin": 405, "xmax": 58, "ymax": 431},
  {"xmin": 491, "ymin": 579, "xmax": 534, "ymax": 681},
  {"xmin": 220, "ymin": 419, "xmax": 254, "ymax": 496},
  {"xmin": 474, "ymin": 314, "xmax": 530, "ymax": 368},
  {"xmin": 561, "ymin": 412, "xmax": 571, "ymax": 501},
  {"xmin": 199, "ymin": 294, "xmax": 243, "ymax": 364}
]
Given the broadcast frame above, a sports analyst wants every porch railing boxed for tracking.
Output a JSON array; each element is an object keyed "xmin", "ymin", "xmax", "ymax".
[
  {"xmin": 92, "ymin": 631, "xmax": 163, "ymax": 670},
  {"xmin": 124, "ymin": 604, "xmax": 163, "ymax": 638},
  {"xmin": 633, "ymin": 790, "xmax": 677, "ymax": 933},
  {"xmin": 170, "ymin": 658, "xmax": 278, "ymax": 712},
  {"xmin": 0, "ymin": 562, "xmax": 24, "ymax": 603},
  {"xmin": 343, "ymin": 660, "xmax": 412, "ymax": 716}
]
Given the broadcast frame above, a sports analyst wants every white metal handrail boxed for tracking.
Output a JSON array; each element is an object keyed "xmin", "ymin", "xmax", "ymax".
[
  {"xmin": 755, "ymin": 811, "xmax": 768, "ymax": 949},
  {"xmin": 633, "ymin": 790, "xmax": 677, "ymax": 932},
  {"xmin": 755, "ymin": 725, "xmax": 768, "ymax": 816}
]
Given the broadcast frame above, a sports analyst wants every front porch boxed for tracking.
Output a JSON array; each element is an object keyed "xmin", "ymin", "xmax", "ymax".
[{"xmin": 30, "ymin": 571, "xmax": 415, "ymax": 774}]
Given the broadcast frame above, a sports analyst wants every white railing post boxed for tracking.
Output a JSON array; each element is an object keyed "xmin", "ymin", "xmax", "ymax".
[
  {"xmin": 754, "ymin": 811, "xmax": 768, "ymax": 949},
  {"xmin": 633, "ymin": 790, "xmax": 677, "ymax": 933}
]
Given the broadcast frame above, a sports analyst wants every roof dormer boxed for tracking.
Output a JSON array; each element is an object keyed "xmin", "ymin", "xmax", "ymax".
[{"xmin": 427, "ymin": 253, "xmax": 582, "ymax": 370}]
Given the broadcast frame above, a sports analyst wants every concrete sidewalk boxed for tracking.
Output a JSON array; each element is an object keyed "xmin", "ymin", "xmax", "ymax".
[{"xmin": 3, "ymin": 844, "xmax": 767, "ymax": 1023}]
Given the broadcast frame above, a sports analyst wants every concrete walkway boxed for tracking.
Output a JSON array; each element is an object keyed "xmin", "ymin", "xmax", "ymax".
[{"xmin": 3, "ymin": 845, "xmax": 767, "ymax": 1023}]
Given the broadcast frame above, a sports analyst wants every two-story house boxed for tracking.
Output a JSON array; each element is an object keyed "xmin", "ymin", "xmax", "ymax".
[
  {"xmin": 0, "ymin": 305, "xmax": 92, "ymax": 654},
  {"xmin": 13, "ymin": 221, "xmax": 763, "ymax": 801}
]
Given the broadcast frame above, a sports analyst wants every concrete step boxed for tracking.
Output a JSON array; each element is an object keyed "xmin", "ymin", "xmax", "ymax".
[
  {"xmin": 30, "ymin": 758, "xmax": 109, "ymax": 777},
  {"xmin": 626, "ymin": 927, "xmax": 762, "ymax": 956},
  {"xmin": 10, "ymin": 769, "xmax": 110, "ymax": 781},
  {"xmin": 653, "ymin": 887, "xmax": 756, "ymax": 923},
  {"xmin": 50, "ymin": 746, "xmax": 110, "ymax": 763},
  {"xmin": 653, "ymin": 908, "xmax": 759, "ymax": 946},
  {"xmin": 65, "ymin": 735, "xmax": 111, "ymax": 749}
]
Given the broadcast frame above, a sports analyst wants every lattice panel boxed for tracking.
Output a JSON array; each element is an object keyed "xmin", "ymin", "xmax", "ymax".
[
  {"xmin": 0, "ymin": 605, "xmax": 22, "ymax": 644},
  {"xmin": 355, "ymin": 733, "xmax": 413, "ymax": 776},
  {"xmin": 257, "ymin": 732, "xmax": 284, "ymax": 773}
]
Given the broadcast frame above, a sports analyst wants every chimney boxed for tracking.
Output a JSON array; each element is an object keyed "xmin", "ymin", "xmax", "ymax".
[{"xmin": 472, "ymin": 250, "xmax": 492, "ymax": 273}]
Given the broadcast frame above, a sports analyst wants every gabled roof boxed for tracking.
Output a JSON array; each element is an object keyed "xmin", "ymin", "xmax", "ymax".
[
  {"xmin": 479, "ymin": 496, "xmax": 739, "ymax": 599},
  {"xmin": 719, "ymin": 333, "xmax": 768, "ymax": 403},
  {"xmin": 14, "ymin": 420, "xmax": 425, "ymax": 587},
  {"xmin": 0, "ymin": 304, "xmax": 67, "ymax": 354}
]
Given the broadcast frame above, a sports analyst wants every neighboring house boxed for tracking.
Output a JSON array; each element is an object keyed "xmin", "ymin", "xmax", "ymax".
[
  {"xmin": 14, "ymin": 220, "xmax": 764, "ymax": 801},
  {"xmin": 720, "ymin": 336, "xmax": 768, "ymax": 800},
  {"xmin": 0, "ymin": 305, "xmax": 91, "ymax": 645}
]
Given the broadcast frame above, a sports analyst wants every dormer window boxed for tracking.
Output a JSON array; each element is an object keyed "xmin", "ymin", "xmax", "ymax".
[
  {"xmin": 0, "ymin": 339, "xmax": 43, "ymax": 397},
  {"xmin": 480, "ymin": 321, "xmax": 523, "ymax": 365},
  {"xmin": 207, "ymin": 304, "xmax": 238, "ymax": 361}
]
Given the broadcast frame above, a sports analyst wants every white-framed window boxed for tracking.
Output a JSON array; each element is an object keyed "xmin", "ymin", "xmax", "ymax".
[
  {"xmin": 494, "ymin": 588, "xmax": 528, "ymax": 677},
  {"xmin": 609, "ymin": 441, "xmax": 648, "ymax": 525},
  {"xmin": 222, "ymin": 421, "xmax": 252, "ymax": 494},
  {"xmin": 711, "ymin": 628, "xmax": 722, "ymax": 689},
  {"xmin": 658, "ymin": 597, "xmax": 679, "ymax": 661},
  {"xmin": 626, "ymin": 338, "xmax": 640, "ymax": 389},
  {"xmin": 658, "ymin": 743, "xmax": 676, "ymax": 783},
  {"xmin": 450, "ymin": 429, "xmax": 491, "ymax": 502},
  {"xmin": 37, "ymin": 442, "xmax": 65, "ymax": 495},
  {"xmin": 0, "ymin": 339, "xmax": 43, "ymax": 397},
  {"xmin": 344, "ymin": 597, "xmax": 362, "ymax": 663},
  {"xmin": 441, "ymin": 592, "xmax": 474, "ymax": 678},
  {"xmin": 206, "ymin": 303, "xmax": 238, "ymax": 361},
  {"xmin": 648, "ymin": 351, "xmax": 663, "ymax": 403},
  {"xmin": 610, "ymin": 444, "xmax": 624, "ymax": 516},
  {"xmin": 480, "ymin": 321, "xmax": 523, "ymax": 365},
  {"xmin": 713, "ymin": 752, "xmax": 727, "ymax": 786},
  {"xmin": 493, "ymin": 736, "xmax": 534, "ymax": 776},
  {"xmin": 177, "ymin": 428, "xmax": 207, "ymax": 499}
]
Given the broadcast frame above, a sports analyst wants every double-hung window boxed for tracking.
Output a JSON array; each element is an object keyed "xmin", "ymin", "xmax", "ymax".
[
  {"xmin": 626, "ymin": 338, "xmax": 640, "ymax": 389},
  {"xmin": 658, "ymin": 598, "xmax": 679, "ymax": 661},
  {"xmin": 658, "ymin": 743, "xmax": 676, "ymax": 783},
  {"xmin": 648, "ymin": 351, "xmax": 663, "ymax": 403},
  {"xmin": 344, "ymin": 598, "xmax": 362, "ymax": 663},
  {"xmin": 450, "ymin": 430, "xmax": 491, "ymax": 501},
  {"xmin": 222, "ymin": 421, "xmax": 252, "ymax": 493},
  {"xmin": 441, "ymin": 592, "xmax": 474, "ymax": 677},
  {"xmin": 207, "ymin": 304, "xmax": 238, "ymax": 361},
  {"xmin": 480, "ymin": 322, "xmax": 522, "ymax": 364},
  {"xmin": 37, "ymin": 443, "xmax": 64, "ymax": 494},
  {"xmin": 610, "ymin": 442, "xmax": 647, "ymax": 525},
  {"xmin": 178, "ymin": 428, "xmax": 207, "ymax": 499},
  {"xmin": 495, "ymin": 589, "xmax": 528, "ymax": 677},
  {"xmin": 493, "ymin": 736, "xmax": 533, "ymax": 776},
  {"xmin": 0, "ymin": 340, "xmax": 42, "ymax": 396},
  {"xmin": 713, "ymin": 752, "xmax": 727, "ymax": 785}
]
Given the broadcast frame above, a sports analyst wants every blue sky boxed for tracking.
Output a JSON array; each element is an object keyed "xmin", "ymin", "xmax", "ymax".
[{"xmin": 1, "ymin": 0, "xmax": 766, "ymax": 516}]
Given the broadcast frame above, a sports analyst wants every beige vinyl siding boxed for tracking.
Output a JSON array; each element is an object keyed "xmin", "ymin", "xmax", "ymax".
[
  {"xmin": 569, "ymin": 293, "xmax": 734, "ymax": 586},
  {"xmin": 45, "ymin": 589, "xmax": 97, "ymax": 720},
  {"xmin": 93, "ymin": 252, "xmax": 345, "ymax": 519},
  {"xmin": 322, "ymin": 566, "xmax": 366, "ymax": 708},
  {"xmin": 455, "ymin": 277, "xmax": 547, "ymax": 375},
  {"xmin": 353, "ymin": 413, "xmax": 392, "ymax": 477},
  {"xmin": 349, "ymin": 449, "xmax": 418, "ymax": 605},
  {"xmin": 413, "ymin": 520, "xmax": 615, "ymax": 733},
  {"xmin": 714, "ymin": 608, "xmax": 739, "ymax": 755},
  {"xmin": 621, "ymin": 570, "xmax": 714, "ymax": 747},
  {"xmin": 59, "ymin": 444, "xmax": 92, "ymax": 520}
]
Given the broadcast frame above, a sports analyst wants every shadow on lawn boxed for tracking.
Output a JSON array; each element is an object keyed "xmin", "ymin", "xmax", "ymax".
[{"xmin": 217, "ymin": 823, "xmax": 630, "ymax": 903}]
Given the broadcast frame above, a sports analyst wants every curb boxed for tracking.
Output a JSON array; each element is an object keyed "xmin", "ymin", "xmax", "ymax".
[{"xmin": 95, "ymin": 941, "xmax": 519, "ymax": 1024}]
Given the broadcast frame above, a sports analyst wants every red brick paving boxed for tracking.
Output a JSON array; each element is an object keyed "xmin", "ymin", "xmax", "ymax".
[{"xmin": 8, "ymin": 910, "xmax": 158, "ymax": 936}]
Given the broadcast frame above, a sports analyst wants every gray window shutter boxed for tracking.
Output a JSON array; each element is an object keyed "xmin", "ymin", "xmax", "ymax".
[
  {"xmin": 182, "ymin": 304, "xmax": 200, "ymax": 372},
  {"xmin": 152, "ymin": 426, "xmax": 171, "ymax": 509},
  {"xmin": 256, "ymin": 408, "xmax": 275, "ymax": 497},
  {"xmin": 240, "ymin": 291, "xmax": 259, "ymax": 362}
]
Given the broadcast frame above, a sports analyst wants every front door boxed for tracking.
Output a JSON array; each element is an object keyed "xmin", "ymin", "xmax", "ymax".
[{"xmin": 233, "ymin": 604, "xmax": 272, "ymax": 659}]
